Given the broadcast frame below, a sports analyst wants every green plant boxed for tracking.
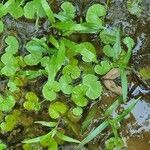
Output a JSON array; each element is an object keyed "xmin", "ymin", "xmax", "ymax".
[{"xmin": 0, "ymin": 1, "xmax": 138, "ymax": 150}]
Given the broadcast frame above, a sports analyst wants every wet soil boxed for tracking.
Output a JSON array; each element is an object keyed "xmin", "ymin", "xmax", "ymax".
[{"xmin": 0, "ymin": 0, "xmax": 150, "ymax": 150}]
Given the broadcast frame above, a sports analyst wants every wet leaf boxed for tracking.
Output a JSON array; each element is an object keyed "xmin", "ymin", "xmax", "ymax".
[
  {"xmin": 95, "ymin": 60, "xmax": 112, "ymax": 75},
  {"xmin": 0, "ymin": 20, "xmax": 4, "ymax": 33},
  {"xmin": 103, "ymin": 45, "xmax": 115, "ymax": 58},
  {"xmin": 63, "ymin": 65, "xmax": 81, "ymax": 79},
  {"xmin": 58, "ymin": 2, "xmax": 75, "ymax": 21},
  {"xmin": 0, "ymin": 110, "xmax": 20, "ymax": 132},
  {"xmin": 35, "ymin": 121, "xmax": 57, "ymax": 127},
  {"xmin": 83, "ymin": 74, "xmax": 102, "ymax": 100},
  {"xmin": 127, "ymin": 0, "xmax": 142, "ymax": 16},
  {"xmin": 139, "ymin": 67, "xmax": 150, "ymax": 80},
  {"xmin": 41, "ymin": 0, "xmax": 55, "ymax": 23},
  {"xmin": 48, "ymin": 102, "xmax": 68, "ymax": 119},
  {"xmin": 56, "ymin": 131, "xmax": 80, "ymax": 143},
  {"xmin": 24, "ymin": 1, "xmax": 36, "ymax": 19},
  {"xmin": 86, "ymin": 4, "xmax": 106, "ymax": 29},
  {"xmin": 100, "ymin": 28, "xmax": 117, "ymax": 45},
  {"xmin": 72, "ymin": 84, "xmax": 88, "ymax": 107},
  {"xmin": 42, "ymin": 81, "xmax": 60, "ymax": 101},
  {"xmin": 23, "ymin": 92, "xmax": 41, "ymax": 112},
  {"xmin": 72, "ymin": 107, "xmax": 83, "ymax": 116},
  {"xmin": 0, "ymin": 95, "xmax": 16, "ymax": 112},
  {"xmin": 120, "ymin": 68, "xmax": 128, "ymax": 102},
  {"xmin": 59, "ymin": 75, "xmax": 73, "ymax": 95}
]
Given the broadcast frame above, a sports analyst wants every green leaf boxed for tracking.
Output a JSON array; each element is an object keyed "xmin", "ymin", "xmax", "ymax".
[
  {"xmin": 103, "ymin": 45, "xmax": 115, "ymax": 58},
  {"xmin": 48, "ymin": 102, "xmax": 68, "ymax": 119},
  {"xmin": 94, "ymin": 60, "xmax": 112, "ymax": 75},
  {"xmin": 104, "ymin": 97, "xmax": 122, "ymax": 117},
  {"xmin": 0, "ymin": 110, "xmax": 20, "ymax": 132},
  {"xmin": 24, "ymin": 53, "xmax": 42, "ymax": 66},
  {"xmin": 79, "ymin": 98, "xmax": 138, "ymax": 148},
  {"xmin": 139, "ymin": 67, "xmax": 150, "ymax": 80},
  {"xmin": 120, "ymin": 68, "xmax": 128, "ymax": 102},
  {"xmin": 56, "ymin": 131, "xmax": 80, "ymax": 143},
  {"xmin": 59, "ymin": 75, "xmax": 73, "ymax": 95},
  {"xmin": 42, "ymin": 81, "xmax": 60, "ymax": 101},
  {"xmin": 0, "ymin": 95, "xmax": 16, "ymax": 112},
  {"xmin": 58, "ymin": 2, "xmax": 75, "ymax": 21},
  {"xmin": 122, "ymin": 36, "xmax": 135, "ymax": 64},
  {"xmin": 23, "ymin": 92, "xmax": 41, "ymax": 111},
  {"xmin": 63, "ymin": 65, "xmax": 81, "ymax": 79},
  {"xmin": 79, "ymin": 120, "xmax": 109, "ymax": 148},
  {"xmin": 127, "ymin": 0, "xmax": 142, "ymax": 17},
  {"xmin": 72, "ymin": 84, "xmax": 88, "ymax": 107},
  {"xmin": 41, "ymin": 0, "xmax": 55, "ymax": 23},
  {"xmin": 72, "ymin": 107, "xmax": 83, "ymax": 116},
  {"xmin": 0, "ymin": 142, "xmax": 7, "ymax": 150},
  {"xmin": 113, "ymin": 29, "xmax": 122, "ymax": 60},
  {"xmin": 40, "ymin": 134, "xmax": 58, "ymax": 149},
  {"xmin": 105, "ymin": 137, "xmax": 124, "ymax": 150},
  {"xmin": 24, "ymin": 1, "xmax": 36, "ymax": 19},
  {"xmin": 76, "ymin": 42, "xmax": 97, "ymax": 62},
  {"xmin": 123, "ymin": 37, "xmax": 135, "ymax": 50},
  {"xmin": 0, "ymin": 20, "xmax": 4, "ymax": 33},
  {"xmin": 22, "ymin": 136, "xmax": 42, "ymax": 144},
  {"xmin": 0, "ymin": 0, "xmax": 15, "ymax": 18},
  {"xmin": 100, "ymin": 28, "xmax": 117, "ymax": 45},
  {"xmin": 83, "ymin": 74, "xmax": 102, "ymax": 100},
  {"xmin": 5, "ymin": 36, "xmax": 19, "ymax": 54},
  {"xmin": 35, "ymin": 121, "xmax": 57, "ymax": 127},
  {"xmin": 86, "ymin": 4, "xmax": 106, "ymax": 29},
  {"xmin": 9, "ymin": 1, "xmax": 24, "ymax": 19}
]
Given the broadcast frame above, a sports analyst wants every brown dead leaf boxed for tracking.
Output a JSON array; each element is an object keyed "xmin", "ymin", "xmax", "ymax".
[{"xmin": 103, "ymin": 68, "xmax": 120, "ymax": 80}]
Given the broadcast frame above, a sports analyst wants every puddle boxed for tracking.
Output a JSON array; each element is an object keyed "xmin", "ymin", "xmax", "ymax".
[{"xmin": 0, "ymin": 0, "xmax": 150, "ymax": 149}]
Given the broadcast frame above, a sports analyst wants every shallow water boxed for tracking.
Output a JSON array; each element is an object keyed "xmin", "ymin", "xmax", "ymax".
[{"xmin": 0, "ymin": 0, "xmax": 150, "ymax": 149}]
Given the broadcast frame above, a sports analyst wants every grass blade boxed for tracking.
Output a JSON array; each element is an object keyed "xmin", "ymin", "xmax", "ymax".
[
  {"xmin": 56, "ymin": 131, "xmax": 81, "ymax": 144},
  {"xmin": 104, "ymin": 96, "xmax": 122, "ymax": 117},
  {"xmin": 41, "ymin": 0, "xmax": 55, "ymax": 23},
  {"xmin": 81, "ymin": 103, "xmax": 98, "ymax": 133},
  {"xmin": 116, "ymin": 98, "xmax": 140, "ymax": 122},
  {"xmin": 78, "ymin": 120, "xmax": 109, "ymax": 148},
  {"xmin": 120, "ymin": 68, "xmax": 128, "ymax": 102}
]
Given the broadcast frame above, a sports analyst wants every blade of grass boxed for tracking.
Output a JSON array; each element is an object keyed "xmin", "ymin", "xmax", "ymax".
[
  {"xmin": 115, "ymin": 97, "xmax": 140, "ymax": 122},
  {"xmin": 78, "ymin": 97, "xmax": 139, "ymax": 148},
  {"xmin": 120, "ymin": 68, "xmax": 128, "ymax": 102},
  {"xmin": 41, "ymin": 0, "xmax": 55, "ymax": 23},
  {"xmin": 78, "ymin": 120, "xmax": 109, "ymax": 148},
  {"xmin": 0, "ymin": 0, "xmax": 14, "ymax": 18},
  {"xmin": 113, "ymin": 28, "xmax": 121, "ymax": 60},
  {"xmin": 81, "ymin": 103, "xmax": 98, "ymax": 133},
  {"xmin": 56, "ymin": 131, "xmax": 81, "ymax": 144},
  {"xmin": 104, "ymin": 96, "xmax": 122, "ymax": 117}
]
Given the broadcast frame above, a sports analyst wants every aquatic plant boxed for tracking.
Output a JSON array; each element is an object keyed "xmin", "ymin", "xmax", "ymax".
[{"xmin": 0, "ymin": 0, "xmax": 139, "ymax": 149}]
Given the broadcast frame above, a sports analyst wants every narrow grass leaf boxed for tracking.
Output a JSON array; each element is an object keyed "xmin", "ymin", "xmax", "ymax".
[
  {"xmin": 35, "ymin": 121, "xmax": 57, "ymax": 127},
  {"xmin": 120, "ymin": 68, "xmax": 128, "ymax": 102},
  {"xmin": 104, "ymin": 96, "xmax": 122, "ymax": 117},
  {"xmin": 78, "ymin": 120, "xmax": 109, "ymax": 148},
  {"xmin": 81, "ymin": 103, "xmax": 98, "ymax": 133},
  {"xmin": 56, "ymin": 131, "xmax": 81, "ymax": 143},
  {"xmin": 41, "ymin": 0, "xmax": 55, "ymax": 23},
  {"xmin": 116, "ymin": 97, "xmax": 140, "ymax": 122}
]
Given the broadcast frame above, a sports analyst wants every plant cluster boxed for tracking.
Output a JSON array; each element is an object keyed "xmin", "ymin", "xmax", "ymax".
[{"xmin": 0, "ymin": 0, "xmax": 139, "ymax": 150}]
